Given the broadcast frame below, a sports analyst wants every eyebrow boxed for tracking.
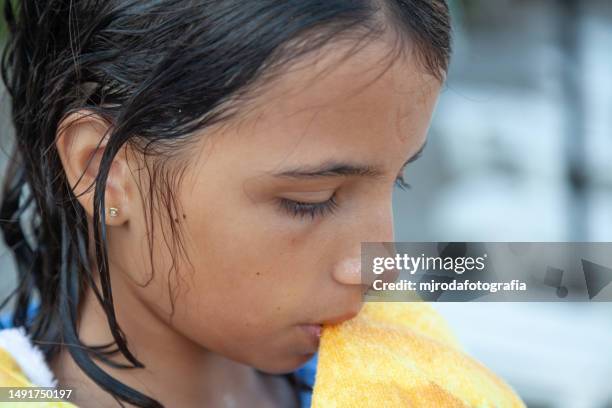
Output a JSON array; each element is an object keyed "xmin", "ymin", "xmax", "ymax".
[{"xmin": 274, "ymin": 141, "xmax": 427, "ymax": 179}]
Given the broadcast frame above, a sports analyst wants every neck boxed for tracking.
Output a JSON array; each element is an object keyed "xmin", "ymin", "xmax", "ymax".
[{"xmin": 49, "ymin": 271, "xmax": 294, "ymax": 408}]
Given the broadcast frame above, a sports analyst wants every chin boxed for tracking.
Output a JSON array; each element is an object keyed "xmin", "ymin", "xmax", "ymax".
[{"xmin": 254, "ymin": 352, "xmax": 316, "ymax": 375}]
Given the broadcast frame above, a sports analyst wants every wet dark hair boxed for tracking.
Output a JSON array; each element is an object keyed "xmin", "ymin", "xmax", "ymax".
[{"xmin": 0, "ymin": 0, "xmax": 451, "ymax": 407}]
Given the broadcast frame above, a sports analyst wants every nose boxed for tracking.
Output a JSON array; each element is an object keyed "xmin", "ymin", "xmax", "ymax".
[
  {"xmin": 332, "ymin": 254, "xmax": 397, "ymax": 285},
  {"xmin": 332, "ymin": 200, "xmax": 395, "ymax": 287},
  {"xmin": 332, "ymin": 258, "xmax": 362, "ymax": 286}
]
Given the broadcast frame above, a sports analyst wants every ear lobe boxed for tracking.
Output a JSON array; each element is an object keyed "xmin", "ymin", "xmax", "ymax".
[{"xmin": 55, "ymin": 110, "xmax": 132, "ymax": 225}]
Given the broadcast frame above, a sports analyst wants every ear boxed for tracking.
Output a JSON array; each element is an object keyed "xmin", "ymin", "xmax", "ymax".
[{"xmin": 55, "ymin": 111, "xmax": 134, "ymax": 226}]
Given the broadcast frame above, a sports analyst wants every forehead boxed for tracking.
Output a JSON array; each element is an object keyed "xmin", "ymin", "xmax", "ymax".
[
  {"xmin": 250, "ymin": 38, "xmax": 439, "ymax": 119},
  {"xmin": 201, "ymin": 38, "xmax": 441, "ymax": 171}
]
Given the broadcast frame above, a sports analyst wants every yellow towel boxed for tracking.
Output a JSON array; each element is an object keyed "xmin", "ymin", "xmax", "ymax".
[{"xmin": 312, "ymin": 302, "xmax": 525, "ymax": 407}]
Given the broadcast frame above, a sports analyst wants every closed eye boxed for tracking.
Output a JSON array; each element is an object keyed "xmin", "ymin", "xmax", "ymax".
[
  {"xmin": 278, "ymin": 194, "xmax": 338, "ymax": 220},
  {"xmin": 280, "ymin": 173, "xmax": 411, "ymax": 221},
  {"xmin": 277, "ymin": 143, "xmax": 424, "ymax": 220}
]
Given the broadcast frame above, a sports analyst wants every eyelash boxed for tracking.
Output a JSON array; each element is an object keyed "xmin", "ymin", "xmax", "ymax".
[
  {"xmin": 279, "ymin": 194, "xmax": 339, "ymax": 220},
  {"xmin": 279, "ymin": 175, "xmax": 411, "ymax": 220},
  {"xmin": 394, "ymin": 173, "xmax": 412, "ymax": 191}
]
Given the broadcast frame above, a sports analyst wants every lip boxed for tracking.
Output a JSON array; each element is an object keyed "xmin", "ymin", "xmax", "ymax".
[
  {"xmin": 300, "ymin": 324, "xmax": 322, "ymax": 351},
  {"xmin": 316, "ymin": 308, "xmax": 361, "ymax": 326}
]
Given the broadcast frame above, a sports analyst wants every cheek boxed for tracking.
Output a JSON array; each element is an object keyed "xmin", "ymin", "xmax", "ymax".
[
  {"xmin": 164, "ymin": 249, "xmax": 320, "ymax": 372},
  {"xmin": 147, "ymin": 200, "xmax": 323, "ymax": 366},
  {"xmin": 177, "ymin": 214, "xmax": 311, "ymax": 321},
  {"xmin": 179, "ymin": 181, "xmax": 328, "ymax": 303}
]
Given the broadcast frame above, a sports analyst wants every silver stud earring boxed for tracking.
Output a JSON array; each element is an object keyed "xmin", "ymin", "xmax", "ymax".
[{"xmin": 109, "ymin": 207, "xmax": 119, "ymax": 217}]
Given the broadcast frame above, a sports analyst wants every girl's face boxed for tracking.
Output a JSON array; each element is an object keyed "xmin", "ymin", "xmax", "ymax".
[{"xmin": 107, "ymin": 39, "xmax": 441, "ymax": 374}]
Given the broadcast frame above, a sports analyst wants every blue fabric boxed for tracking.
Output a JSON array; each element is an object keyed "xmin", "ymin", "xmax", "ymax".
[
  {"xmin": 0, "ymin": 311, "xmax": 12, "ymax": 328},
  {"xmin": 294, "ymin": 353, "xmax": 317, "ymax": 408},
  {"xmin": 0, "ymin": 302, "xmax": 39, "ymax": 328}
]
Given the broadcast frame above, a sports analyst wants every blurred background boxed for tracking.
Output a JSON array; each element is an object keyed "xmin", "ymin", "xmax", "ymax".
[
  {"xmin": 392, "ymin": 1, "xmax": 612, "ymax": 407},
  {"xmin": 1, "ymin": 0, "xmax": 611, "ymax": 407}
]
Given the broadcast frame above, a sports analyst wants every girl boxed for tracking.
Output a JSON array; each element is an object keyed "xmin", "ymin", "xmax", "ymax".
[{"xmin": 0, "ymin": 1, "xmax": 451, "ymax": 407}]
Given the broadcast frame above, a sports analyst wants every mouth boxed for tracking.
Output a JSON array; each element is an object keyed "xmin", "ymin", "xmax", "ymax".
[
  {"xmin": 298, "ymin": 307, "xmax": 363, "ymax": 352},
  {"xmin": 299, "ymin": 324, "xmax": 323, "ymax": 352}
]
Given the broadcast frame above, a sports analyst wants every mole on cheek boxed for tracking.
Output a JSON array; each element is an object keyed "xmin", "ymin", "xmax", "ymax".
[{"xmin": 290, "ymin": 236, "xmax": 298, "ymax": 246}]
